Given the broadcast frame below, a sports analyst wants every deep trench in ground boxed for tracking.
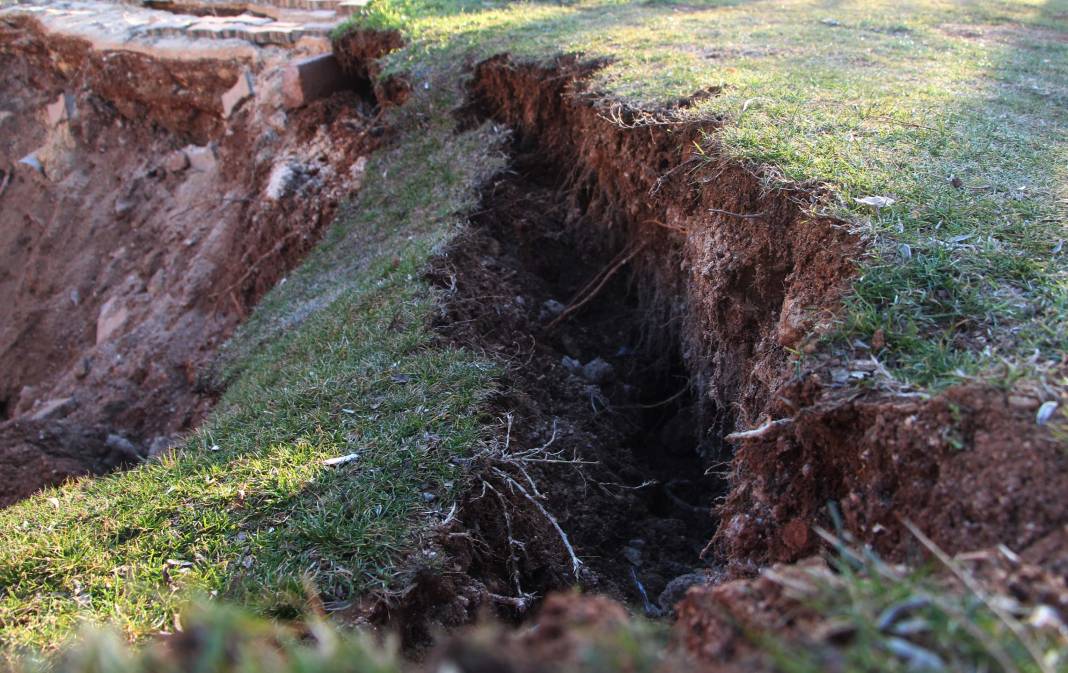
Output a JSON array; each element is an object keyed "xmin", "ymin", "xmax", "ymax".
[{"xmin": 432, "ymin": 149, "xmax": 726, "ymax": 620}]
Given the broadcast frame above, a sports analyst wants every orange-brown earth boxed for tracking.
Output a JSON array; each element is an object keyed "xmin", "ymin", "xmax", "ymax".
[
  {"xmin": 0, "ymin": 16, "xmax": 390, "ymax": 505},
  {"xmin": 1, "ymin": 15, "xmax": 1066, "ymax": 666},
  {"xmin": 396, "ymin": 55, "xmax": 1068, "ymax": 666}
]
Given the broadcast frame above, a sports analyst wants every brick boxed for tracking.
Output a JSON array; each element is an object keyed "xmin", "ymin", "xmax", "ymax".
[
  {"xmin": 337, "ymin": 0, "xmax": 369, "ymax": 17},
  {"xmin": 281, "ymin": 53, "xmax": 345, "ymax": 109}
]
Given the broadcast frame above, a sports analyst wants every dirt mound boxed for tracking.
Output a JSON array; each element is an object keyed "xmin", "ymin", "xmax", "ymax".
[{"xmin": 0, "ymin": 19, "xmax": 392, "ymax": 504}]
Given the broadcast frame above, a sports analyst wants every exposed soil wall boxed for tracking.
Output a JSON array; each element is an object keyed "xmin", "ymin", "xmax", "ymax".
[
  {"xmin": 1, "ymin": 16, "xmax": 241, "ymax": 145},
  {"xmin": 717, "ymin": 379, "xmax": 1068, "ymax": 571},
  {"xmin": 401, "ymin": 55, "xmax": 863, "ymax": 637},
  {"xmin": 0, "ymin": 19, "xmax": 390, "ymax": 505},
  {"xmin": 433, "ymin": 53, "xmax": 1068, "ymax": 615},
  {"xmin": 463, "ymin": 56, "xmax": 859, "ymax": 447}
]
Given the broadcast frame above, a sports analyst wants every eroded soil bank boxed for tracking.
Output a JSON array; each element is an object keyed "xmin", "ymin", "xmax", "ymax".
[
  {"xmin": 388, "ymin": 55, "xmax": 858, "ymax": 638},
  {"xmin": 0, "ymin": 17, "xmax": 395, "ymax": 505},
  {"xmin": 395, "ymin": 55, "xmax": 1068, "ymax": 649},
  {"xmin": 460, "ymin": 55, "xmax": 1068, "ymax": 573}
]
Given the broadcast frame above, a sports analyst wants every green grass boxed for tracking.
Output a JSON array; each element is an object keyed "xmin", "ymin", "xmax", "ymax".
[
  {"xmin": 3, "ymin": 0, "xmax": 1068, "ymax": 661},
  {"xmin": 18, "ymin": 541, "xmax": 1064, "ymax": 673},
  {"xmin": 345, "ymin": 0, "xmax": 1068, "ymax": 388},
  {"xmin": 21, "ymin": 603, "xmax": 401, "ymax": 673},
  {"xmin": 14, "ymin": 598, "xmax": 674, "ymax": 673},
  {"xmin": 0, "ymin": 113, "xmax": 505, "ymax": 658},
  {"xmin": 770, "ymin": 531, "xmax": 1068, "ymax": 673}
]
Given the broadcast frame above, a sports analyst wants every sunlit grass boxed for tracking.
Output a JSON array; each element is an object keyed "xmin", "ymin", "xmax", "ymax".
[
  {"xmin": 3, "ymin": 0, "xmax": 1067, "ymax": 659},
  {"xmin": 0, "ymin": 115, "xmax": 506, "ymax": 658},
  {"xmin": 346, "ymin": 0, "xmax": 1068, "ymax": 386}
]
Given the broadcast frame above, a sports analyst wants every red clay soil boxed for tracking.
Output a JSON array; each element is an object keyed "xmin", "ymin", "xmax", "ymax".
[
  {"xmin": 465, "ymin": 55, "xmax": 859, "ymax": 444},
  {"xmin": 675, "ymin": 549, "xmax": 1068, "ymax": 671},
  {"xmin": 458, "ymin": 54, "xmax": 1068, "ymax": 586},
  {"xmin": 333, "ymin": 29, "xmax": 411, "ymax": 106},
  {"xmin": 716, "ymin": 379, "xmax": 1068, "ymax": 570},
  {"xmin": 0, "ymin": 18, "xmax": 384, "ymax": 506}
]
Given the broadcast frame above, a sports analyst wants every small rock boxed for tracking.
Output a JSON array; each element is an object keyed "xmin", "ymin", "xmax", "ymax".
[
  {"xmin": 18, "ymin": 152, "xmax": 44, "ymax": 174},
  {"xmin": 106, "ymin": 434, "xmax": 141, "ymax": 462},
  {"xmin": 622, "ymin": 546, "xmax": 642, "ymax": 566},
  {"xmin": 221, "ymin": 69, "xmax": 254, "ymax": 118},
  {"xmin": 96, "ymin": 296, "xmax": 130, "ymax": 345},
  {"xmin": 267, "ymin": 110, "xmax": 287, "ymax": 132},
  {"xmin": 29, "ymin": 397, "xmax": 75, "ymax": 421},
  {"xmin": 582, "ymin": 357, "xmax": 614, "ymax": 384},
  {"xmin": 73, "ymin": 356, "xmax": 91, "ymax": 380},
  {"xmin": 14, "ymin": 385, "xmax": 37, "ymax": 416},
  {"xmin": 184, "ymin": 145, "xmax": 216, "ymax": 173},
  {"xmin": 1008, "ymin": 395, "xmax": 1039, "ymax": 410},
  {"xmin": 421, "ymin": 492, "xmax": 437, "ymax": 503},
  {"xmin": 162, "ymin": 150, "xmax": 189, "ymax": 173},
  {"xmin": 281, "ymin": 53, "xmax": 345, "ymax": 110},
  {"xmin": 561, "ymin": 355, "xmax": 582, "ymax": 374},
  {"xmin": 114, "ymin": 196, "xmax": 136, "ymax": 220},
  {"xmin": 265, "ymin": 161, "xmax": 308, "ymax": 200},
  {"xmin": 658, "ymin": 572, "xmax": 712, "ymax": 613},
  {"xmin": 539, "ymin": 299, "xmax": 566, "ymax": 321}
]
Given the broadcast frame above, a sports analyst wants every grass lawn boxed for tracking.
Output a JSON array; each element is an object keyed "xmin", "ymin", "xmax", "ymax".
[
  {"xmin": 1, "ymin": 0, "xmax": 1066, "ymax": 663},
  {"xmin": 357, "ymin": 0, "xmax": 1068, "ymax": 388}
]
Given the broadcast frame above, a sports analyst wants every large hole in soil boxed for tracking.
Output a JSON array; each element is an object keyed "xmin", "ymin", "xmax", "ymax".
[
  {"xmin": 432, "ymin": 150, "xmax": 724, "ymax": 618},
  {"xmin": 418, "ymin": 56, "xmax": 861, "ymax": 636},
  {"xmin": 0, "ymin": 21, "xmax": 393, "ymax": 506}
]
